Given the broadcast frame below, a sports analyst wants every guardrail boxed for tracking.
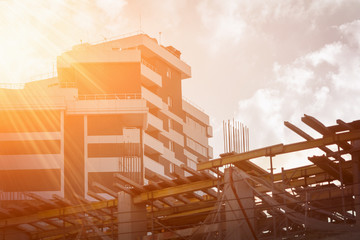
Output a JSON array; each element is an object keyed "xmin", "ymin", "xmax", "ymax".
[{"xmin": 77, "ymin": 93, "xmax": 141, "ymax": 100}]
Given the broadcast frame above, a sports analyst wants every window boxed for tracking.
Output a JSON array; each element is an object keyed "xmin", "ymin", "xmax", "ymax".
[
  {"xmin": 166, "ymin": 68, "xmax": 172, "ymax": 78},
  {"xmin": 167, "ymin": 96, "xmax": 173, "ymax": 107},
  {"xmin": 169, "ymin": 140, "xmax": 174, "ymax": 151},
  {"xmin": 168, "ymin": 119, "xmax": 173, "ymax": 130},
  {"xmin": 170, "ymin": 163, "xmax": 175, "ymax": 173}
]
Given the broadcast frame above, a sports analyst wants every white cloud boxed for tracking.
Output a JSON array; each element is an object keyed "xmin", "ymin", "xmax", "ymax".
[
  {"xmin": 196, "ymin": 0, "xmax": 247, "ymax": 52},
  {"xmin": 338, "ymin": 19, "xmax": 360, "ymax": 48},
  {"xmin": 96, "ymin": 0, "xmax": 127, "ymax": 20},
  {"xmin": 236, "ymin": 19, "xmax": 360, "ymax": 153},
  {"xmin": 306, "ymin": 42, "xmax": 342, "ymax": 67},
  {"xmin": 274, "ymin": 62, "xmax": 314, "ymax": 95}
]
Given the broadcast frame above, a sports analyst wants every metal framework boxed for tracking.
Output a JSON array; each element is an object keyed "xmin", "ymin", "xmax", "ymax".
[{"xmin": 1, "ymin": 115, "xmax": 360, "ymax": 239}]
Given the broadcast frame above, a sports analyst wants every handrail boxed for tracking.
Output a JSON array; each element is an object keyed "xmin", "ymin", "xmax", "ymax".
[{"xmin": 77, "ymin": 93, "xmax": 141, "ymax": 100}]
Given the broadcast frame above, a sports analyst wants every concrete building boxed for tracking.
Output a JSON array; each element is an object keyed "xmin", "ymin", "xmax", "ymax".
[{"xmin": 0, "ymin": 33, "xmax": 213, "ymax": 201}]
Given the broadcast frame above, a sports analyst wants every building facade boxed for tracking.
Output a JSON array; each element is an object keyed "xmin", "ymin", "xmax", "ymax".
[{"xmin": 0, "ymin": 33, "xmax": 213, "ymax": 201}]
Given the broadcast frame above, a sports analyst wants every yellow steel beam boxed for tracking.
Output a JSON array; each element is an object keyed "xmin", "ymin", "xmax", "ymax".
[
  {"xmin": 273, "ymin": 160, "xmax": 352, "ymax": 182},
  {"xmin": 137, "ymin": 167, "xmax": 337, "ymax": 205},
  {"xmin": 309, "ymin": 186, "xmax": 353, "ymax": 201},
  {"xmin": 0, "ymin": 199, "xmax": 117, "ymax": 227},
  {"xmin": 273, "ymin": 164, "xmax": 324, "ymax": 182},
  {"xmin": 198, "ymin": 131, "xmax": 360, "ymax": 171},
  {"xmin": 133, "ymin": 179, "xmax": 223, "ymax": 204}
]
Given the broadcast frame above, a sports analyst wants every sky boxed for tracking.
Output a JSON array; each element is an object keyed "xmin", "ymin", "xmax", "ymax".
[{"xmin": 1, "ymin": 0, "xmax": 360, "ymax": 171}]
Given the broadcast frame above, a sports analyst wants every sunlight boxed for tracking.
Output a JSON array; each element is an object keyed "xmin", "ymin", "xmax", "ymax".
[{"xmin": 0, "ymin": 0, "xmax": 89, "ymax": 84}]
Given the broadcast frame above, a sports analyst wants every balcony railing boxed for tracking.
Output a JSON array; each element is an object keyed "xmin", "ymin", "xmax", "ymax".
[{"xmin": 77, "ymin": 93, "xmax": 141, "ymax": 100}]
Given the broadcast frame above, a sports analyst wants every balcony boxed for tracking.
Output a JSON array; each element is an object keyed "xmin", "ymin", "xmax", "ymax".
[
  {"xmin": 0, "ymin": 132, "xmax": 61, "ymax": 141},
  {"xmin": 182, "ymin": 99, "xmax": 209, "ymax": 125},
  {"xmin": 160, "ymin": 129, "xmax": 184, "ymax": 147},
  {"xmin": 141, "ymin": 86, "xmax": 163, "ymax": 109},
  {"xmin": 0, "ymin": 154, "xmax": 62, "ymax": 170},
  {"xmin": 67, "ymin": 94, "xmax": 147, "ymax": 115},
  {"xmin": 144, "ymin": 133, "xmax": 164, "ymax": 155},
  {"xmin": 183, "ymin": 124, "xmax": 208, "ymax": 147},
  {"xmin": 0, "ymin": 93, "xmax": 65, "ymax": 110},
  {"xmin": 87, "ymin": 157, "xmax": 119, "ymax": 172},
  {"xmin": 161, "ymin": 148, "xmax": 183, "ymax": 167},
  {"xmin": 86, "ymin": 134, "xmax": 140, "ymax": 144},
  {"xmin": 184, "ymin": 149, "xmax": 198, "ymax": 162},
  {"xmin": 143, "ymin": 155, "xmax": 165, "ymax": 176},
  {"xmin": 141, "ymin": 63, "xmax": 162, "ymax": 88},
  {"xmin": 160, "ymin": 107, "xmax": 183, "ymax": 125},
  {"xmin": 147, "ymin": 112, "xmax": 163, "ymax": 132},
  {"xmin": 141, "ymin": 36, "xmax": 191, "ymax": 79}
]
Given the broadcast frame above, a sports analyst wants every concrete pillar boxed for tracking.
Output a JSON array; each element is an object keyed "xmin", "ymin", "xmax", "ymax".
[
  {"xmin": 118, "ymin": 192, "xmax": 147, "ymax": 240},
  {"xmin": 224, "ymin": 167, "xmax": 255, "ymax": 239}
]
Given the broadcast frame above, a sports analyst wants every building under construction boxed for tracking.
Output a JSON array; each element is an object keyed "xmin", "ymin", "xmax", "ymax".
[{"xmin": 0, "ymin": 33, "xmax": 360, "ymax": 239}]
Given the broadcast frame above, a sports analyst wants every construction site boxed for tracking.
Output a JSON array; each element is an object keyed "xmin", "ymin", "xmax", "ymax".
[{"xmin": 0, "ymin": 33, "xmax": 359, "ymax": 240}]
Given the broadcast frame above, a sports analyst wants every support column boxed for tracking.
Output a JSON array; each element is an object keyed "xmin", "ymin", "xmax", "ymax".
[
  {"xmin": 224, "ymin": 167, "xmax": 256, "ymax": 239},
  {"xmin": 118, "ymin": 192, "xmax": 147, "ymax": 240}
]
